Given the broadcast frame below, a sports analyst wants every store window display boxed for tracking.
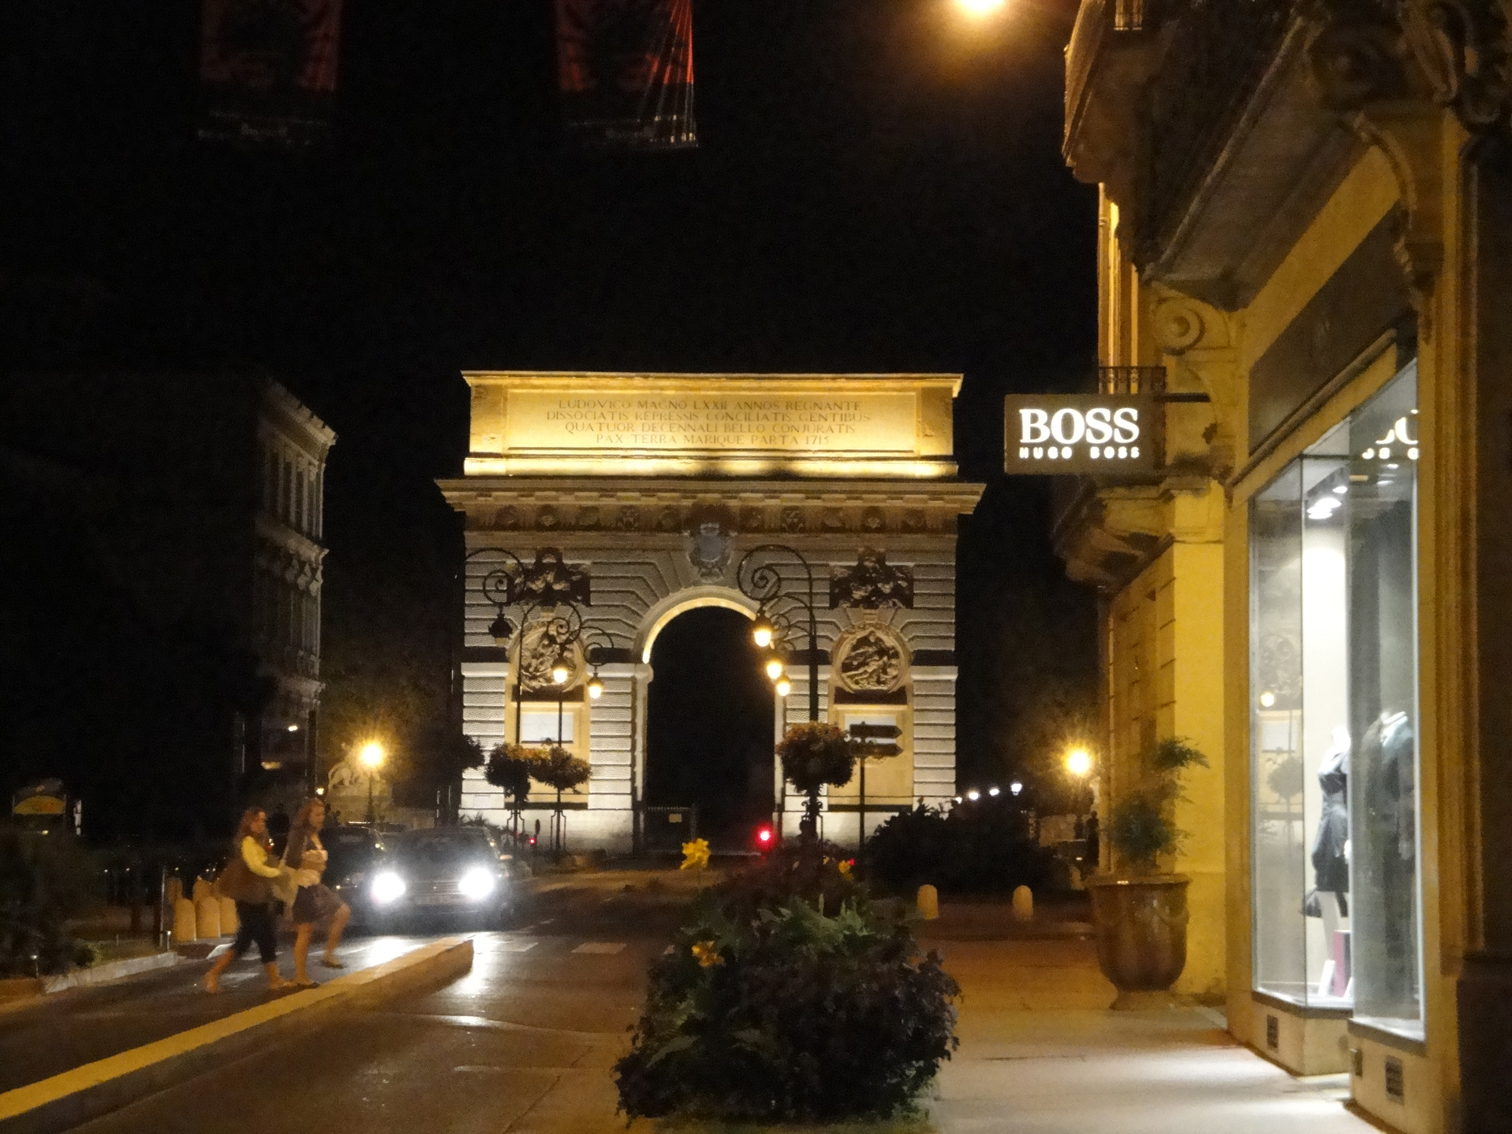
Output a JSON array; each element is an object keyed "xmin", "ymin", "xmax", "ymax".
[{"xmin": 1250, "ymin": 361, "xmax": 1422, "ymax": 1038}]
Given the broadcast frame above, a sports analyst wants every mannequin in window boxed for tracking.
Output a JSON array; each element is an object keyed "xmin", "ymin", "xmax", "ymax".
[
  {"xmin": 1310, "ymin": 726, "xmax": 1350, "ymax": 996},
  {"xmin": 1361, "ymin": 708, "xmax": 1417, "ymax": 1012}
]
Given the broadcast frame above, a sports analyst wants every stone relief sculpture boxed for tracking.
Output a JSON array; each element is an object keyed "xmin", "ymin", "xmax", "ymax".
[
  {"xmin": 834, "ymin": 624, "xmax": 909, "ymax": 694},
  {"xmin": 515, "ymin": 548, "xmax": 591, "ymax": 606},
  {"xmin": 829, "ymin": 548, "xmax": 914, "ymax": 609}
]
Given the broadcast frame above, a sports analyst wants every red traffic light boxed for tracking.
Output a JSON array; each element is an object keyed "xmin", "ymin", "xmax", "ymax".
[{"xmin": 755, "ymin": 826, "xmax": 774, "ymax": 851}]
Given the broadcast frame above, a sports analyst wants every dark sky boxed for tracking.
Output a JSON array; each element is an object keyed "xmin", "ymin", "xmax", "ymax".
[{"xmin": 3, "ymin": 0, "xmax": 1098, "ymax": 787}]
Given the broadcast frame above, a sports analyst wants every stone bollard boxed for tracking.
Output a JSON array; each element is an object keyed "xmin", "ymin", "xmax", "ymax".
[
  {"xmin": 191, "ymin": 877, "xmax": 212, "ymax": 902},
  {"xmin": 219, "ymin": 896, "xmax": 239, "ymax": 937},
  {"xmin": 1012, "ymin": 885, "xmax": 1034, "ymax": 922},
  {"xmin": 173, "ymin": 897, "xmax": 197, "ymax": 943},
  {"xmin": 196, "ymin": 893, "xmax": 221, "ymax": 938},
  {"xmin": 916, "ymin": 884, "xmax": 939, "ymax": 920},
  {"xmin": 165, "ymin": 876, "xmax": 183, "ymax": 906}
]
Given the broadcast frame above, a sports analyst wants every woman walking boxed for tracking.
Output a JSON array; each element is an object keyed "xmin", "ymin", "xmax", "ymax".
[
  {"xmin": 283, "ymin": 797, "xmax": 351, "ymax": 987},
  {"xmin": 205, "ymin": 808, "xmax": 293, "ymax": 993}
]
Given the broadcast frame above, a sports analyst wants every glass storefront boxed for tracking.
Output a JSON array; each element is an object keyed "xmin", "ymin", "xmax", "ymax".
[{"xmin": 1250, "ymin": 361, "xmax": 1423, "ymax": 1038}]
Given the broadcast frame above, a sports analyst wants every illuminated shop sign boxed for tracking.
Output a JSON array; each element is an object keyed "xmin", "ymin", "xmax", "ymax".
[{"xmin": 1002, "ymin": 395, "xmax": 1158, "ymax": 475}]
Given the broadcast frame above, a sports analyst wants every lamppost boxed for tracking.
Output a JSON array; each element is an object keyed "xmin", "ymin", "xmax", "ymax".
[
  {"xmin": 359, "ymin": 741, "xmax": 385, "ymax": 825},
  {"xmin": 737, "ymin": 544, "xmax": 820, "ymax": 724},
  {"xmin": 468, "ymin": 547, "xmax": 618, "ymax": 848}
]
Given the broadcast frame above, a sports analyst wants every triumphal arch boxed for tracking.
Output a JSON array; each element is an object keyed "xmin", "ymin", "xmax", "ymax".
[{"xmin": 438, "ymin": 372, "xmax": 983, "ymax": 850}]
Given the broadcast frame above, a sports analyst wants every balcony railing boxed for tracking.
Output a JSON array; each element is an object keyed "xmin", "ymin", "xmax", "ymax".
[
  {"xmin": 1099, "ymin": 366, "xmax": 1167, "ymax": 396},
  {"xmin": 1145, "ymin": 0, "xmax": 1294, "ymax": 251}
]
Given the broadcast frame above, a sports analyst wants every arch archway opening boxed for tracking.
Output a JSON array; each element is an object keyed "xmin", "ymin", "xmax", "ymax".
[{"xmin": 645, "ymin": 606, "xmax": 775, "ymax": 850}]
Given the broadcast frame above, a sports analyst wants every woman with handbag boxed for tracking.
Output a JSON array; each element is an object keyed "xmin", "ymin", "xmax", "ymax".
[
  {"xmin": 205, "ymin": 808, "xmax": 294, "ymax": 992},
  {"xmin": 283, "ymin": 797, "xmax": 351, "ymax": 987}
]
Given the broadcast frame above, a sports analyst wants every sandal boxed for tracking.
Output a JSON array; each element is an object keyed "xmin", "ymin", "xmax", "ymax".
[
  {"xmin": 319, "ymin": 956, "xmax": 345, "ymax": 969},
  {"xmin": 294, "ymin": 978, "xmax": 319, "ymax": 988}
]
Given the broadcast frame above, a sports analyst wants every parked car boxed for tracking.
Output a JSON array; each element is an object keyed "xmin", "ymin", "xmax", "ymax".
[
  {"xmin": 322, "ymin": 824, "xmax": 390, "ymax": 928},
  {"xmin": 368, "ymin": 827, "xmax": 519, "ymax": 929}
]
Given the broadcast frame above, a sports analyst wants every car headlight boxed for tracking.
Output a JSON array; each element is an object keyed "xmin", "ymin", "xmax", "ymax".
[
  {"xmin": 371, "ymin": 871, "xmax": 406, "ymax": 904},
  {"xmin": 458, "ymin": 866, "xmax": 496, "ymax": 900}
]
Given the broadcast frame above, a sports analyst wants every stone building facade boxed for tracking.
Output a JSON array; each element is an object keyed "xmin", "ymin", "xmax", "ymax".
[
  {"xmin": 1060, "ymin": 3, "xmax": 1512, "ymax": 1132},
  {"xmin": 439, "ymin": 372, "xmax": 982, "ymax": 851}
]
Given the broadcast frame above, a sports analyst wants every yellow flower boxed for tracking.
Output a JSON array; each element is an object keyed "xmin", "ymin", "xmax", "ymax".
[
  {"xmin": 680, "ymin": 838, "xmax": 711, "ymax": 871},
  {"xmin": 837, "ymin": 859, "xmax": 853, "ymax": 878},
  {"xmin": 691, "ymin": 940, "xmax": 722, "ymax": 968}
]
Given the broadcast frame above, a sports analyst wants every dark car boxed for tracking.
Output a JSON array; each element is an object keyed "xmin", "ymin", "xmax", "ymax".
[
  {"xmin": 368, "ymin": 827, "xmax": 518, "ymax": 929},
  {"xmin": 322, "ymin": 824, "xmax": 389, "ymax": 928}
]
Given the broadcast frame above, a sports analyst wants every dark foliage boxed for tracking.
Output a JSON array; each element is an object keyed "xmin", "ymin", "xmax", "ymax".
[
  {"xmin": 865, "ymin": 799, "xmax": 1059, "ymax": 895},
  {"xmin": 614, "ymin": 842, "xmax": 959, "ymax": 1123},
  {"xmin": 1106, "ymin": 737, "xmax": 1209, "ymax": 875},
  {"xmin": 776, "ymin": 722, "xmax": 856, "ymax": 796},
  {"xmin": 0, "ymin": 825, "xmax": 98, "ymax": 976},
  {"xmin": 483, "ymin": 743, "xmax": 543, "ymax": 803},
  {"xmin": 531, "ymin": 745, "xmax": 592, "ymax": 794}
]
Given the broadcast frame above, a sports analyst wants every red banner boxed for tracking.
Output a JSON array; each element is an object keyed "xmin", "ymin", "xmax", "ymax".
[
  {"xmin": 555, "ymin": 0, "xmax": 697, "ymax": 150},
  {"xmin": 199, "ymin": 0, "xmax": 344, "ymax": 146}
]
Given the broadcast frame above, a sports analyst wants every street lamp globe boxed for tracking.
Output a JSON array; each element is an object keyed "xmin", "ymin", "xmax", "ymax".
[
  {"xmin": 765, "ymin": 655, "xmax": 785, "ymax": 681},
  {"xmin": 966, "ymin": 788, "xmax": 981, "ymax": 802},
  {"xmin": 551, "ymin": 654, "xmax": 572, "ymax": 685},
  {"xmin": 1010, "ymin": 780, "xmax": 1024, "ymax": 796},
  {"xmin": 957, "ymin": 0, "xmax": 1005, "ymax": 15},
  {"xmin": 774, "ymin": 676, "xmax": 792, "ymax": 698},
  {"xmin": 586, "ymin": 674, "xmax": 604, "ymax": 699},
  {"xmin": 751, "ymin": 615, "xmax": 775, "ymax": 649},
  {"xmin": 359, "ymin": 741, "xmax": 386, "ymax": 770},
  {"xmin": 1065, "ymin": 747, "xmax": 1093, "ymax": 778}
]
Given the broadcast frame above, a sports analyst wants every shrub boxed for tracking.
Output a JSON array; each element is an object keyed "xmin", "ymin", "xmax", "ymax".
[
  {"xmin": 615, "ymin": 842, "xmax": 958, "ymax": 1124},
  {"xmin": 0, "ymin": 824, "xmax": 98, "ymax": 976},
  {"xmin": 484, "ymin": 743, "xmax": 543, "ymax": 803},
  {"xmin": 865, "ymin": 801, "xmax": 1058, "ymax": 895},
  {"xmin": 1106, "ymin": 736, "xmax": 1208, "ymax": 876},
  {"xmin": 530, "ymin": 745, "xmax": 591, "ymax": 796}
]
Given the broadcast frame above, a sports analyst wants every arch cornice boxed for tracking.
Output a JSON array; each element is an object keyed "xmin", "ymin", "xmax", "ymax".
[{"xmin": 635, "ymin": 585, "xmax": 758, "ymax": 664}]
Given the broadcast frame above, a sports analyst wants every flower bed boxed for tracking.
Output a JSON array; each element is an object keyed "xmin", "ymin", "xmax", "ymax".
[{"xmin": 615, "ymin": 842, "xmax": 959, "ymax": 1124}]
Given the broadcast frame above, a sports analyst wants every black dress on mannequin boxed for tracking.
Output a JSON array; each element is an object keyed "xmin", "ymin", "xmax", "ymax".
[{"xmin": 1311, "ymin": 743, "xmax": 1350, "ymax": 901}]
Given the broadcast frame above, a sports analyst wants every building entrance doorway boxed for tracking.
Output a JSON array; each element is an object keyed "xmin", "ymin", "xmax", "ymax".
[{"xmin": 646, "ymin": 607, "xmax": 774, "ymax": 849}]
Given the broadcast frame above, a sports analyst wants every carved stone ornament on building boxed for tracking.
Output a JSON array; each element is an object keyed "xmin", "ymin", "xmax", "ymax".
[
  {"xmin": 518, "ymin": 623, "xmax": 584, "ymax": 692},
  {"xmin": 833, "ymin": 624, "xmax": 909, "ymax": 695},
  {"xmin": 829, "ymin": 548, "xmax": 915, "ymax": 610},
  {"xmin": 740, "ymin": 505, "xmax": 765, "ymax": 533},
  {"xmin": 515, "ymin": 548, "xmax": 591, "ymax": 606},
  {"xmin": 780, "ymin": 507, "xmax": 806, "ymax": 533},
  {"xmin": 684, "ymin": 503, "xmax": 735, "ymax": 581},
  {"xmin": 617, "ymin": 505, "xmax": 640, "ymax": 531}
]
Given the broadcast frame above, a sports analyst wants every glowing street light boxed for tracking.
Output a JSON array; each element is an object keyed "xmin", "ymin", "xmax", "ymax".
[
  {"xmin": 957, "ymin": 0, "xmax": 1005, "ymax": 15},
  {"xmin": 775, "ymin": 676, "xmax": 792, "ymax": 698},
  {"xmin": 988, "ymin": 786, "xmax": 1001, "ymax": 797},
  {"xmin": 765, "ymin": 655, "xmax": 785, "ymax": 682},
  {"xmin": 1010, "ymin": 780, "xmax": 1024, "ymax": 796},
  {"xmin": 359, "ymin": 741, "xmax": 386, "ymax": 824},
  {"xmin": 550, "ymin": 654, "xmax": 572, "ymax": 685},
  {"xmin": 586, "ymin": 674, "xmax": 604, "ymax": 700},
  {"xmin": 1065, "ymin": 747, "xmax": 1093, "ymax": 778},
  {"xmin": 751, "ymin": 615, "xmax": 775, "ymax": 649},
  {"xmin": 966, "ymin": 788, "xmax": 981, "ymax": 801}
]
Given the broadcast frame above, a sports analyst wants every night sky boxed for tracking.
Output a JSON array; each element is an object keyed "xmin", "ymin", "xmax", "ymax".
[{"xmin": 3, "ymin": 0, "xmax": 1098, "ymax": 795}]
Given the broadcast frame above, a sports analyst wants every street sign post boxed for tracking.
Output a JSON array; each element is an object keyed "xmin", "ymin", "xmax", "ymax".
[{"xmin": 847, "ymin": 724, "xmax": 904, "ymax": 844}]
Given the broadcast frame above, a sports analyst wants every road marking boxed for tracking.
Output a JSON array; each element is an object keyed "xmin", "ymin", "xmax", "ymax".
[
  {"xmin": 570, "ymin": 942, "xmax": 625, "ymax": 955},
  {"xmin": 495, "ymin": 940, "xmax": 538, "ymax": 953}
]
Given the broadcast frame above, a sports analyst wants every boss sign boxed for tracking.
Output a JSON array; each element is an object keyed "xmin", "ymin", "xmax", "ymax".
[{"xmin": 1002, "ymin": 395, "xmax": 1158, "ymax": 475}]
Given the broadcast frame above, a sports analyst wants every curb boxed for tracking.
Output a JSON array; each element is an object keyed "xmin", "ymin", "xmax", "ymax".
[
  {"xmin": 0, "ymin": 937, "xmax": 474, "ymax": 1134},
  {"xmin": 40, "ymin": 952, "xmax": 180, "ymax": 995}
]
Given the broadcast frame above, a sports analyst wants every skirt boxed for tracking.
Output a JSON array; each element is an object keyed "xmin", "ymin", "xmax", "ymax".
[{"xmin": 291, "ymin": 883, "xmax": 343, "ymax": 927}]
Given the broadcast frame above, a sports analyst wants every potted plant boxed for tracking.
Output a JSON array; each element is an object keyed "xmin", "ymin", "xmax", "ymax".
[
  {"xmin": 530, "ymin": 745, "xmax": 591, "ymax": 856},
  {"xmin": 484, "ymin": 743, "xmax": 546, "ymax": 842},
  {"xmin": 1086, "ymin": 736, "xmax": 1208, "ymax": 1008},
  {"xmin": 775, "ymin": 722, "xmax": 856, "ymax": 841}
]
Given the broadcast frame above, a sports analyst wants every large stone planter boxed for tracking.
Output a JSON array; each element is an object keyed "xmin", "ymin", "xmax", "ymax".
[{"xmin": 1086, "ymin": 874, "xmax": 1189, "ymax": 1009}]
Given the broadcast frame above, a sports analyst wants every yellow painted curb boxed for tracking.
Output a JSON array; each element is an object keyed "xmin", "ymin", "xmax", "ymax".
[{"xmin": 0, "ymin": 937, "xmax": 473, "ymax": 1134}]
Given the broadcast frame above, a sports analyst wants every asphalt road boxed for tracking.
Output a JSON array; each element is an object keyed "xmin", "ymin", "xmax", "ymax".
[{"xmin": 63, "ymin": 879, "xmax": 693, "ymax": 1134}]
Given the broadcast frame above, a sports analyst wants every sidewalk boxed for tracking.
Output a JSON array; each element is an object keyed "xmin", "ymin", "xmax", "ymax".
[{"xmin": 923, "ymin": 907, "xmax": 1375, "ymax": 1134}]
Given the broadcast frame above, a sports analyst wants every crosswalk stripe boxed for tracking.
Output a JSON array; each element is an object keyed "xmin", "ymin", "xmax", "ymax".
[{"xmin": 571, "ymin": 942, "xmax": 626, "ymax": 955}]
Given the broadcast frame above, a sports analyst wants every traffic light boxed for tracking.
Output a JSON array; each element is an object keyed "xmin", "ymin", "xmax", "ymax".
[{"xmin": 755, "ymin": 825, "xmax": 775, "ymax": 854}]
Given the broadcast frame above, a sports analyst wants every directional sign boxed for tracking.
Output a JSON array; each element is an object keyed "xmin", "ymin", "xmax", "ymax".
[
  {"xmin": 855, "ymin": 742, "xmax": 903, "ymax": 758},
  {"xmin": 848, "ymin": 723, "xmax": 902, "ymax": 740}
]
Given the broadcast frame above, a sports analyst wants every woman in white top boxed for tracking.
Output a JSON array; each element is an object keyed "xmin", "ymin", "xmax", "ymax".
[
  {"xmin": 282, "ymin": 797, "xmax": 351, "ymax": 987},
  {"xmin": 205, "ymin": 808, "xmax": 293, "ymax": 992}
]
